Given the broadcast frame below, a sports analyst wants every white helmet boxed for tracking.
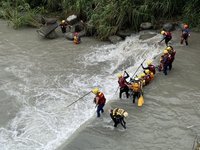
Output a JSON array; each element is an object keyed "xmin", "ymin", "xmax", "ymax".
[
  {"xmin": 134, "ymin": 77, "xmax": 139, "ymax": 81},
  {"xmin": 123, "ymin": 112, "xmax": 128, "ymax": 117}
]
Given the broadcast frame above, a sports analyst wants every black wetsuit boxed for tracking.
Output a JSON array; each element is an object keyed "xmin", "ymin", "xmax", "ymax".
[{"xmin": 110, "ymin": 113, "xmax": 126, "ymax": 129}]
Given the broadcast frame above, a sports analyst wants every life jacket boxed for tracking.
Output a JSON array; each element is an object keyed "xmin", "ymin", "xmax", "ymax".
[
  {"xmin": 162, "ymin": 54, "xmax": 169, "ymax": 65},
  {"xmin": 118, "ymin": 77, "xmax": 127, "ymax": 88},
  {"xmin": 144, "ymin": 75, "xmax": 151, "ymax": 84},
  {"xmin": 131, "ymin": 82, "xmax": 141, "ymax": 92},
  {"xmin": 112, "ymin": 108, "xmax": 125, "ymax": 117},
  {"xmin": 60, "ymin": 22, "xmax": 66, "ymax": 28},
  {"xmin": 171, "ymin": 50, "xmax": 176, "ymax": 58},
  {"xmin": 182, "ymin": 29, "xmax": 189, "ymax": 36},
  {"xmin": 167, "ymin": 54, "xmax": 173, "ymax": 62},
  {"xmin": 73, "ymin": 36, "xmax": 80, "ymax": 44},
  {"xmin": 150, "ymin": 72, "xmax": 154, "ymax": 80},
  {"xmin": 97, "ymin": 92, "xmax": 106, "ymax": 105},
  {"xmin": 165, "ymin": 32, "xmax": 172, "ymax": 38},
  {"xmin": 148, "ymin": 65, "xmax": 156, "ymax": 74}
]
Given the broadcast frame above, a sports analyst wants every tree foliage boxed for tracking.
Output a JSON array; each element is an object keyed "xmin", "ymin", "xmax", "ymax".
[{"xmin": 0, "ymin": 0, "xmax": 199, "ymax": 38}]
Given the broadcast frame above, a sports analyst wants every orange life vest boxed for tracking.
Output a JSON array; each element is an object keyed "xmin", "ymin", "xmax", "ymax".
[
  {"xmin": 150, "ymin": 72, "xmax": 154, "ymax": 80},
  {"xmin": 73, "ymin": 36, "xmax": 80, "ymax": 44},
  {"xmin": 131, "ymin": 82, "xmax": 141, "ymax": 92}
]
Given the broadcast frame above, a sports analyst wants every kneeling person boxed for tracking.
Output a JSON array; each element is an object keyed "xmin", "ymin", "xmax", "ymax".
[{"xmin": 110, "ymin": 108, "xmax": 128, "ymax": 129}]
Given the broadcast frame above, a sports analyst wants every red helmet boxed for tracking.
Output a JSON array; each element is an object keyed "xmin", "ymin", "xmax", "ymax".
[{"xmin": 184, "ymin": 24, "xmax": 188, "ymax": 29}]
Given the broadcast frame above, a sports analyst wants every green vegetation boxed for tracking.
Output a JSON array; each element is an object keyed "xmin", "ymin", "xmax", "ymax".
[
  {"xmin": 183, "ymin": 0, "xmax": 200, "ymax": 31},
  {"xmin": 0, "ymin": 0, "xmax": 199, "ymax": 39}
]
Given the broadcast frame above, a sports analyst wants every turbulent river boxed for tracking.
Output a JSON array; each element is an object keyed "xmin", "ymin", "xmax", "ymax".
[{"xmin": 0, "ymin": 20, "xmax": 199, "ymax": 150}]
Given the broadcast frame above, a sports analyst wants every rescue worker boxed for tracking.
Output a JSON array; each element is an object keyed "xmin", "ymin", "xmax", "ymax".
[
  {"xmin": 92, "ymin": 88, "xmax": 106, "ymax": 117},
  {"xmin": 158, "ymin": 54, "xmax": 164, "ymax": 72},
  {"xmin": 110, "ymin": 108, "xmax": 128, "ymax": 129},
  {"xmin": 144, "ymin": 69, "xmax": 154, "ymax": 81},
  {"xmin": 143, "ymin": 70, "xmax": 151, "ymax": 85},
  {"xmin": 166, "ymin": 46, "xmax": 176, "ymax": 70},
  {"xmin": 181, "ymin": 24, "xmax": 190, "ymax": 46},
  {"xmin": 138, "ymin": 73, "xmax": 146, "ymax": 86},
  {"xmin": 59, "ymin": 20, "xmax": 67, "ymax": 33},
  {"xmin": 118, "ymin": 71, "xmax": 130, "ymax": 99},
  {"xmin": 142, "ymin": 60, "xmax": 156, "ymax": 74},
  {"xmin": 162, "ymin": 50, "xmax": 170, "ymax": 75},
  {"xmin": 127, "ymin": 77, "xmax": 142, "ymax": 103},
  {"xmin": 73, "ymin": 32, "xmax": 81, "ymax": 44},
  {"xmin": 159, "ymin": 30, "xmax": 172, "ymax": 46}
]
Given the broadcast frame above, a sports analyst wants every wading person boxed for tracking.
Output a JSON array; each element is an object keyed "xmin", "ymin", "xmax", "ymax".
[
  {"xmin": 162, "ymin": 50, "xmax": 170, "ymax": 75},
  {"xmin": 166, "ymin": 46, "xmax": 176, "ymax": 70},
  {"xmin": 73, "ymin": 32, "xmax": 81, "ymax": 44},
  {"xmin": 141, "ymin": 60, "xmax": 156, "ymax": 74},
  {"xmin": 181, "ymin": 24, "xmax": 190, "ymax": 46},
  {"xmin": 110, "ymin": 108, "xmax": 128, "ymax": 129},
  {"xmin": 159, "ymin": 30, "xmax": 172, "ymax": 46},
  {"xmin": 127, "ymin": 77, "xmax": 142, "ymax": 103},
  {"xmin": 117, "ymin": 71, "xmax": 130, "ymax": 99},
  {"xmin": 59, "ymin": 20, "xmax": 67, "ymax": 33},
  {"xmin": 92, "ymin": 88, "xmax": 106, "ymax": 117}
]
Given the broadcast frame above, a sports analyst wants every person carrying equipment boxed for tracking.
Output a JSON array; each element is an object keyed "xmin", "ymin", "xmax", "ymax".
[
  {"xmin": 127, "ymin": 77, "xmax": 142, "ymax": 103},
  {"xmin": 118, "ymin": 71, "xmax": 130, "ymax": 99},
  {"xmin": 73, "ymin": 32, "xmax": 81, "ymax": 44},
  {"xmin": 159, "ymin": 30, "xmax": 172, "ymax": 46},
  {"xmin": 110, "ymin": 108, "xmax": 128, "ymax": 129},
  {"xmin": 142, "ymin": 60, "xmax": 156, "ymax": 74},
  {"xmin": 181, "ymin": 24, "xmax": 190, "ymax": 46},
  {"xmin": 166, "ymin": 46, "xmax": 176, "ymax": 70},
  {"xmin": 92, "ymin": 88, "xmax": 106, "ymax": 117}
]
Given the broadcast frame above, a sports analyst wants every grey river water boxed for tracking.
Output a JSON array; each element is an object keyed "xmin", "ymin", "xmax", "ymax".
[{"xmin": 0, "ymin": 19, "xmax": 199, "ymax": 150}]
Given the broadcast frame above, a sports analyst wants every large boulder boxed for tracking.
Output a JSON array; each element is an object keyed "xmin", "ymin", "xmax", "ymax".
[
  {"xmin": 70, "ymin": 22, "xmax": 85, "ymax": 33},
  {"xmin": 37, "ymin": 22, "xmax": 58, "ymax": 39},
  {"xmin": 140, "ymin": 22, "xmax": 153, "ymax": 30},
  {"xmin": 78, "ymin": 30, "xmax": 86, "ymax": 37},
  {"xmin": 46, "ymin": 30, "xmax": 57, "ymax": 39},
  {"xmin": 108, "ymin": 35, "xmax": 123, "ymax": 44},
  {"xmin": 139, "ymin": 30, "xmax": 157, "ymax": 40},
  {"xmin": 67, "ymin": 15, "xmax": 78, "ymax": 25},
  {"xmin": 117, "ymin": 29, "xmax": 135, "ymax": 38},
  {"xmin": 41, "ymin": 17, "xmax": 57, "ymax": 25},
  {"xmin": 162, "ymin": 23, "xmax": 174, "ymax": 31},
  {"xmin": 64, "ymin": 32, "xmax": 74, "ymax": 40}
]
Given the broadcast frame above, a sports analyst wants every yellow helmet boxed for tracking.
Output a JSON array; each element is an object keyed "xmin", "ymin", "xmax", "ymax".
[
  {"xmin": 166, "ymin": 46, "xmax": 172, "ymax": 51},
  {"xmin": 137, "ymin": 74, "xmax": 141, "ymax": 78},
  {"xmin": 161, "ymin": 30, "xmax": 165, "ymax": 35},
  {"xmin": 147, "ymin": 60, "xmax": 152, "ymax": 65},
  {"xmin": 123, "ymin": 112, "xmax": 128, "ymax": 117},
  {"xmin": 117, "ymin": 73, "xmax": 122, "ymax": 78},
  {"xmin": 145, "ymin": 69, "xmax": 150, "ymax": 74},
  {"xmin": 61, "ymin": 20, "xmax": 65, "ymax": 23},
  {"xmin": 163, "ymin": 50, "xmax": 168, "ymax": 54},
  {"xmin": 92, "ymin": 88, "xmax": 99, "ymax": 94},
  {"xmin": 141, "ymin": 73, "xmax": 146, "ymax": 77}
]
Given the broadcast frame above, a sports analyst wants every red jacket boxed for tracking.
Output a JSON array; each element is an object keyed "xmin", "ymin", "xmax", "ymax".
[
  {"xmin": 96, "ymin": 92, "xmax": 106, "ymax": 105},
  {"xmin": 118, "ymin": 77, "xmax": 128, "ymax": 88}
]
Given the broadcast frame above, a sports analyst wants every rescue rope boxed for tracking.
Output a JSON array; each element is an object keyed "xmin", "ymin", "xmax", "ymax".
[
  {"xmin": 131, "ymin": 59, "xmax": 146, "ymax": 78},
  {"xmin": 65, "ymin": 91, "xmax": 91, "ymax": 108}
]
